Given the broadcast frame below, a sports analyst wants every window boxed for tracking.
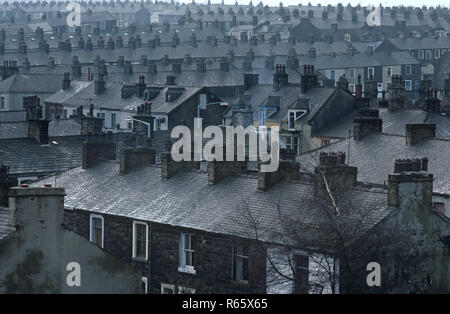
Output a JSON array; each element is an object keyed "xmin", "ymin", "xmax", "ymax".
[
  {"xmin": 233, "ymin": 245, "xmax": 249, "ymax": 282},
  {"xmin": 0, "ymin": 96, "xmax": 4, "ymax": 110},
  {"xmin": 386, "ymin": 66, "xmax": 392, "ymax": 77},
  {"xmin": 178, "ymin": 286, "xmax": 196, "ymax": 294},
  {"xmin": 322, "ymin": 139, "xmax": 331, "ymax": 147},
  {"xmin": 294, "ymin": 255, "xmax": 309, "ymax": 294},
  {"xmin": 288, "ymin": 111, "xmax": 295, "ymax": 130},
  {"xmin": 405, "ymin": 64, "xmax": 412, "ymax": 76},
  {"xmin": 179, "ymin": 233, "xmax": 196, "ymax": 274},
  {"xmin": 434, "ymin": 49, "xmax": 440, "ymax": 59},
  {"xmin": 132, "ymin": 221, "xmax": 148, "ymax": 260},
  {"xmin": 433, "ymin": 202, "xmax": 445, "ymax": 215},
  {"xmin": 349, "ymin": 68, "xmax": 355, "ymax": 79},
  {"xmin": 161, "ymin": 283, "xmax": 175, "ymax": 294},
  {"xmin": 63, "ymin": 109, "xmax": 67, "ymax": 119},
  {"xmin": 425, "ymin": 50, "xmax": 432, "ymax": 60},
  {"xmin": 418, "ymin": 50, "xmax": 424, "ymax": 59},
  {"xmin": 90, "ymin": 214, "xmax": 104, "ymax": 248},
  {"xmin": 367, "ymin": 67, "xmax": 374, "ymax": 79},
  {"xmin": 348, "ymin": 84, "xmax": 355, "ymax": 94},
  {"xmin": 404, "ymin": 80, "xmax": 412, "ymax": 91},
  {"xmin": 111, "ymin": 113, "xmax": 117, "ymax": 128},
  {"xmin": 141, "ymin": 277, "xmax": 148, "ymax": 294},
  {"xmin": 330, "ymin": 70, "xmax": 336, "ymax": 82}
]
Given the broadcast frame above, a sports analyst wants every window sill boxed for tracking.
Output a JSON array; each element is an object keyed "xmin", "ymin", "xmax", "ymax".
[
  {"xmin": 132, "ymin": 256, "xmax": 148, "ymax": 263},
  {"xmin": 231, "ymin": 280, "xmax": 249, "ymax": 286},
  {"xmin": 178, "ymin": 266, "xmax": 196, "ymax": 275}
]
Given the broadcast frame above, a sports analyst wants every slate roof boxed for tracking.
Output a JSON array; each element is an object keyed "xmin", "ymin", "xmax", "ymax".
[
  {"xmin": 48, "ymin": 119, "xmax": 82, "ymax": 137},
  {"xmin": 297, "ymin": 133, "xmax": 450, "ymax": 195},
  {"xmin": 243, "ymin": 84, "xmax": 337, "ymax": 122},
  {"xmin": 0, "ymin": 121, "xmax": 29, "ymax": 139},
  {"xmin": 32, "ymin": 160, "xmax": 391, "ymax": 245},
  {"xmin": 0, "ymin": 207, "xmax": 14, "ymax": 241},
  {"xmin": 0, "ymin": 136, "xmax": 84, "ymax": 176},
  {"xmin": 0, "ymin": 74, "xmax": 62, "ymax": 94},
  {"xmin": 45, "ymin": 80, "xmax": 141, "ymax": 111},
  {"xmin": 0, "ymin": 110, "xmax": 27, "ymax": 122},
  {"xmin": 315, "ymin": 109, "xmax": 450, "ymax": 140}
]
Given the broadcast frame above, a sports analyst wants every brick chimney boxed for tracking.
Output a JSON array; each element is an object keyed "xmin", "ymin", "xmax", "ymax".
[
  {"xmin": 0, "ymin": 165, "xmax": 17, "ymax": 207},
  {"xmin": 82, "ymin": 132, "xmax": 116, "ymax": 169},
  {"xmin": 405, "ymin": 124, "xmax": 436, "ymax": 145},
  {"xmin": 24, "ymin": 95, "xmax": 49, "ymax": 145},
  {"xmin": 387, "ymin": 75, "xmax": 405, "ymax": 111},
  {"xmin": 161, "ymin": 142, "xmax": 199, "ymax": 179},
  {"xmin": 94, "ymin": 74, "xmax": 106, "ymax": 95},
  {"xmin": 273, "ymin": 64, "xmax": 289, "ymax": 92},
  {"xmin": 135, "ymin": 75, "xmax": 146, "ymax": 97},
  {"xmin": 62, "ymin": 72, "xmax": 71, "ymax": 90},
  {"xmin": 314, "ymin": 152, "xmax": 357, "ymax": 198},
  {"xmin": 120, "ymin": 146, "xmax": 156, "ymax": 174},
  {"xmin": 132, "ymin": 103, "xmax": 154, "ymax": 137},
  {"xmin": 258, "ymin": 160, "xmax": 299, "ymax": 191},
  {"xmin": 388, "ymin": 158, "xmax": 432, "ymax": 208},
  {"xmin": 208, "ymin": 159, "xmax": 247, "ymax": 185},
  {"xmin": 353, "ymin": 108, "xmax": 382, "ymax": 140},
  {"xmin": 300, "ymin": 65, "xmax": 318, "ymax": 94}
]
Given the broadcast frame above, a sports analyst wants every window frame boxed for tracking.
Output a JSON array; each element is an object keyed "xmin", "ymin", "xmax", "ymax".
[
  {"xmin": 232, "ymin": 244, "xmax": 249, "ymax": 283},
  {"xmin": 404, "ymin": 80, "xmax": 412, "ymax": 91},
  {"xmin": 405, "ymin": 64, "xmax": 412, "ymax": 76},
  {"xmin": 161, "ymin": 283, "xmax": 175, "ymax": 294},
  {"xmin": 89, "ymin": 214, "xmax": 104, "ymax": 248},
  {"xmin": 141, "ymin": 276, "xmax": 148, "ymax": 294},
  {"xmin": 179, "ymin": 232, "xmax": 196, "ymax": 274},
  {"xmin": 367, "ymin": 67, "xmax": 375, "ymax": 79},
  {"xmin": 132, "ymin": 221, "xmax": 149, "ymax": 261},
  {"xmin": 293, "ymin": 254, "xmax": 309, "ymax": 294},
  {"xmin": 386, "ymin": 66, "xmax": 392, "ymax": 77}
]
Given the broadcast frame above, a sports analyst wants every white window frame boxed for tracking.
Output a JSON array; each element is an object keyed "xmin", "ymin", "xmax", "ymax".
[
  {"xmin": 233, "ymin": 245, "xmax": 249, "ymax": 283},
  {"xmin": 418, "ymin": 50, "xmax": 424, "ymax": 59},
  {"xmin": 348, "ymin": 83, "xmax": 355, "ymax": 94},
  {"xmin": 178, "ymin": 286, "xmax": 196, "ymax": 294},
  {"xmin": 141, "ymin": 277, "xmax": 148, "ymax": 294},
  {"xmin": 349, "ymin": 68, "xmax": 355, "ymax": 79},
  {"xmin": 367, "ymin": 67, "xmax": 375, "ymax": 79},
  {"xmin": 425, "ymin": 50, "xmax": 432, "ymax": 60},
  {"xmin": 161, "ymin": 283, "xmax": 175, "ymax": 294},
  {"xmin": 386, "ymin": 66, "xmax": 392, "ymax": 77},
  {"xmin": 179, "ymin": 233, "xmax": 196, "ymax": 274},
  {"xmin": 132, "ymin": 221, "xmax": 149, "ymax": 260},
  {"xmin": 89, "ymin": 214, "xmax": 104, "ymax": 248},
  {"xmin": 404, "ymin": 80, "xmax": 412, "ymax": 91},
  {"xmin": 434, "ymin": 49, "xmax": 440, "ymax": 59}
]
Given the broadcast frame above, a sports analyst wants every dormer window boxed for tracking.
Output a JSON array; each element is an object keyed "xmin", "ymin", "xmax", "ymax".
[{"xmin": 288, "ymin": 109, "xmax": 308, "ymax": 130}]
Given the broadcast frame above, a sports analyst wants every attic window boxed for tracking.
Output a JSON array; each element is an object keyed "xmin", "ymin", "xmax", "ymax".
[{"xmin": 288, "ymin": 109, "xmax": 308, "ymax": 130}]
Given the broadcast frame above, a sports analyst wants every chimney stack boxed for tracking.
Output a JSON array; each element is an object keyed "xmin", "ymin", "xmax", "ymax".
[
  {"xmin": 314, "ymin": 152, "xmax": 357, "ymax": 198},
  {"xmin": 388, "ymin": 158, "xmax": 432, "ymax": 208},
  {"xmin": 62, "ymin": 72, "xmax": 71, "ymax": 90},
  {"xmin": 353, "ymin": 108, "xmax": 382, "ymax": 140},
  {"xmin": 24, "ymin": 96, "xmax": 49, "ymax": 145},
  {"xmin": 258, "ymin": 160, "xmax": 299, "ymax": 191},
  {"xmin": 82, "ymin": 133, "xmax": 116, "ymax": 169},
  {"xmin": 94, "ymin": 74, "xmax": 106, "ymax": 95},
  {"xmin": 405, "ymin": 124, "xmax": 436, "ymax": 145},
  {"xmin": 300, "ymin": 65, "xmax": 318, "ymax": 94},
  {"xmin": 273, "ymin": 64, "xmax": 289, "ymax": 92}
]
